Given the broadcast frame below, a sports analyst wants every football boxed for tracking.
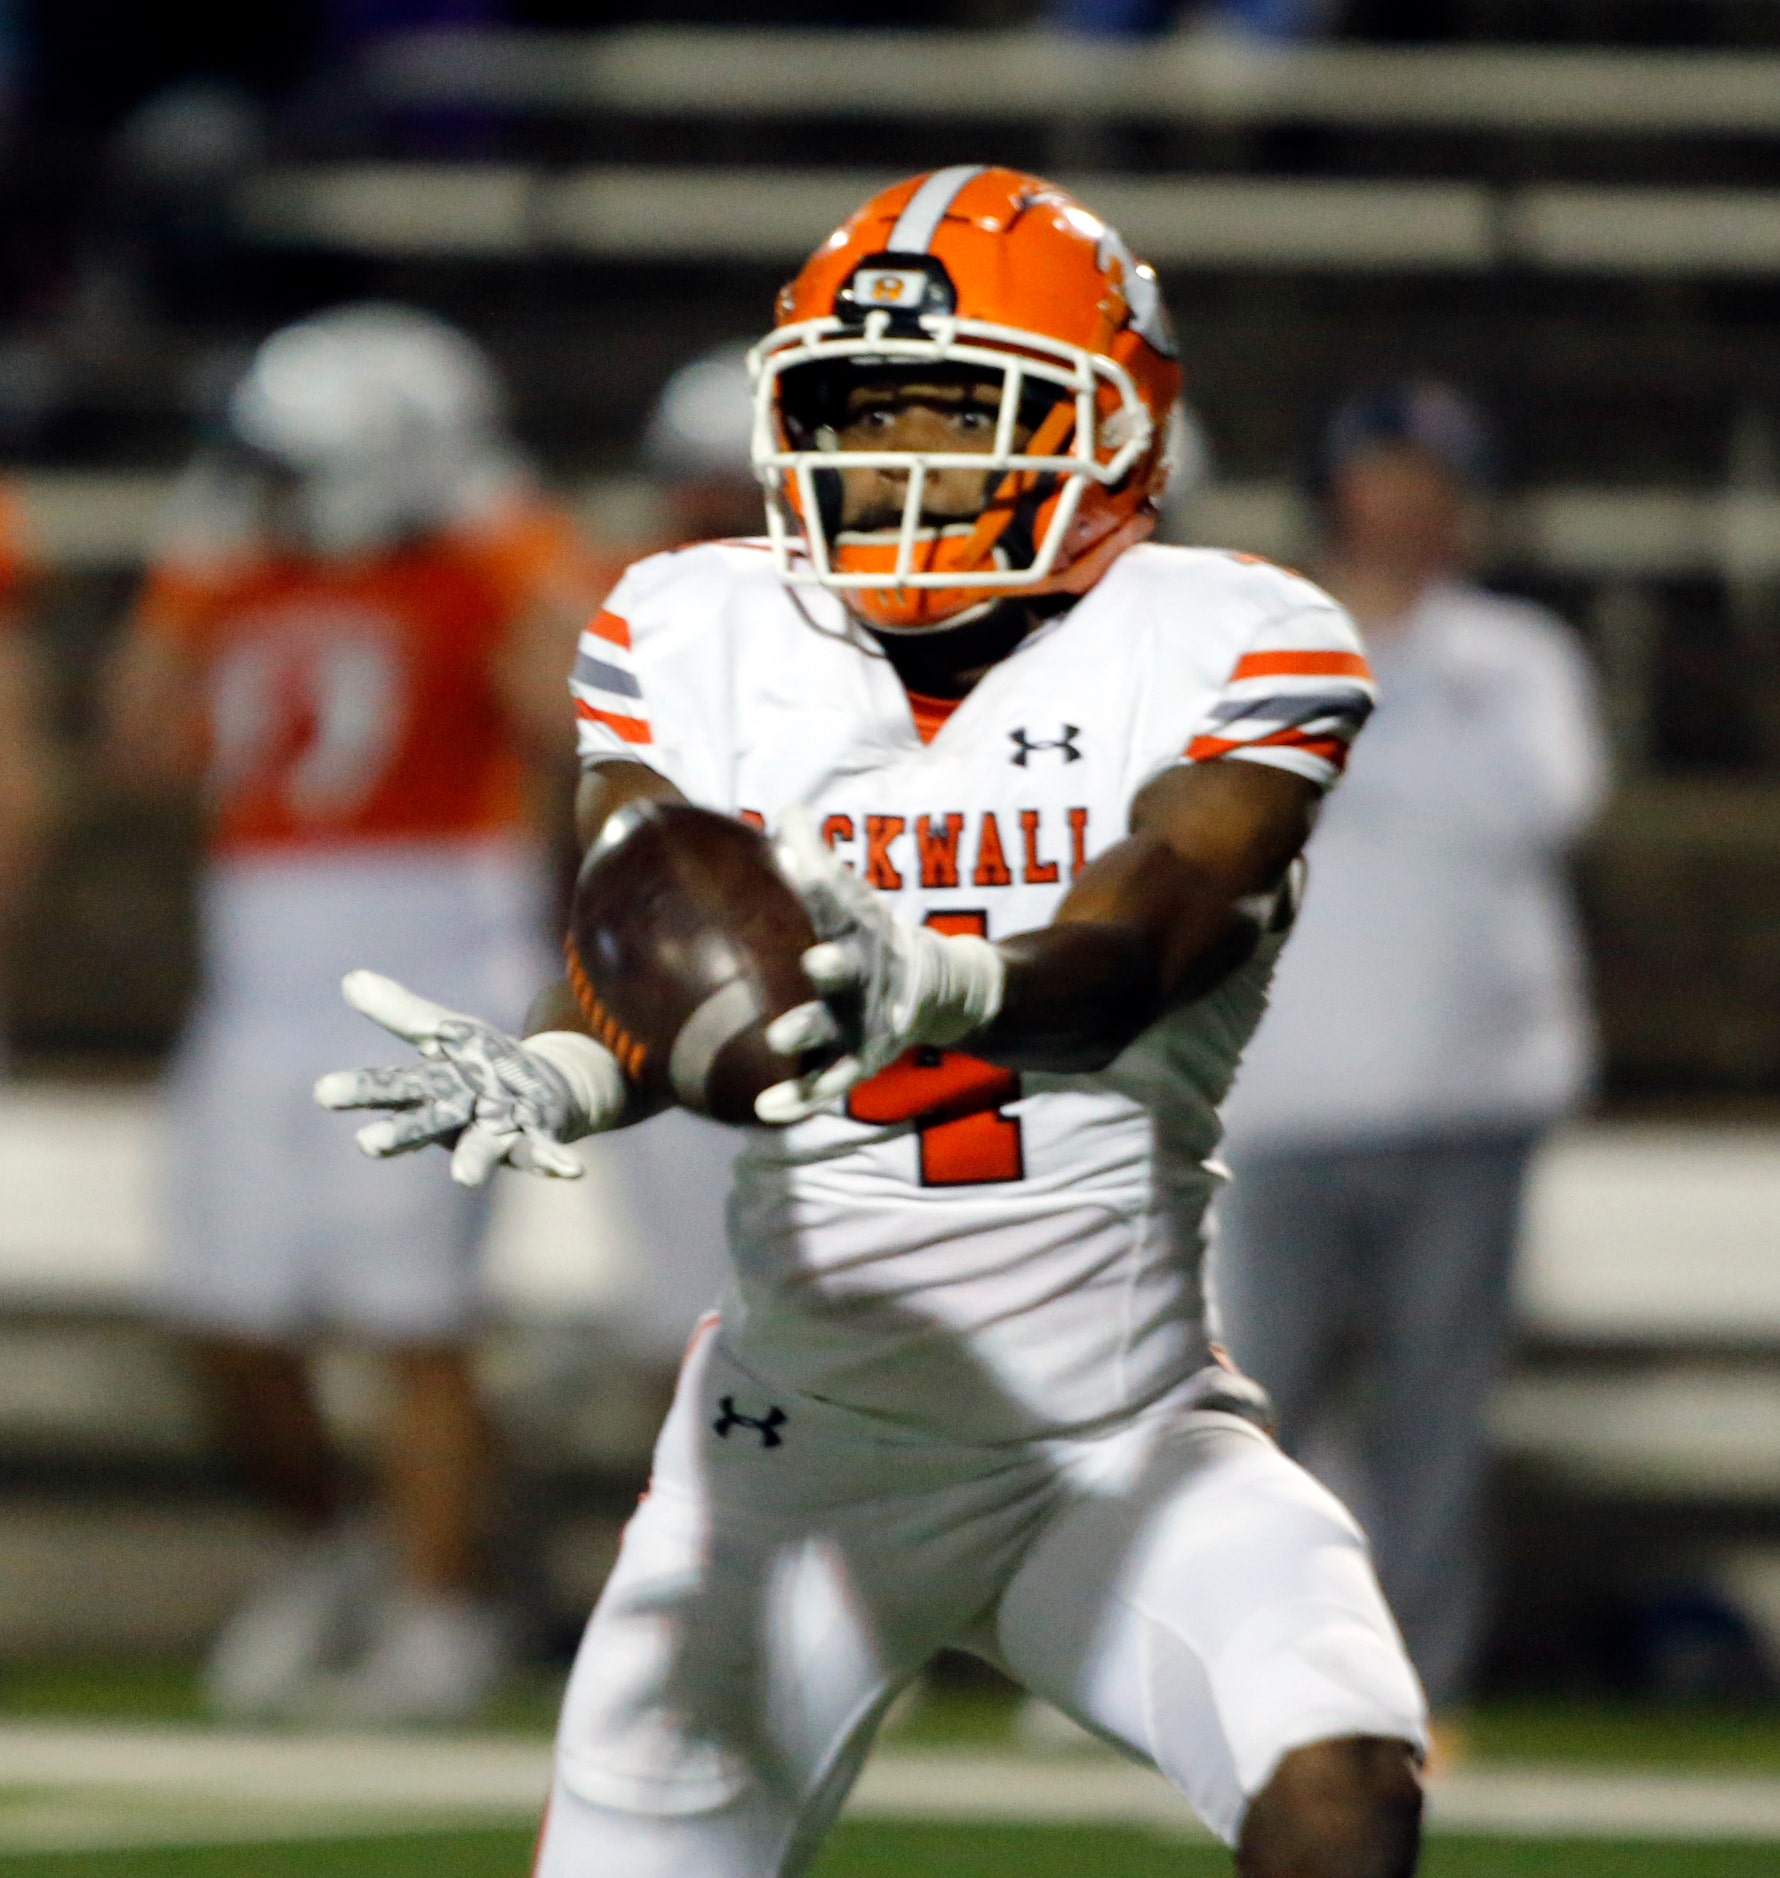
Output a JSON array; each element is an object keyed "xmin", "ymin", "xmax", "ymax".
[{"xmin": 564, "ymin": 801, "xmax": 823, "ymax": 1126}]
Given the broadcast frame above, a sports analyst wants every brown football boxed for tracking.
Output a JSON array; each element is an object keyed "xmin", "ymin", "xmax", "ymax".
[{"xmin": 564, "ymin": 801, "xmax": 822, "ymax": 1126}]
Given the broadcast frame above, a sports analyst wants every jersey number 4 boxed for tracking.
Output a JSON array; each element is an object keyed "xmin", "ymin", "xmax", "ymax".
[{"xmin": 846, "ymin": 911, "xmax": 1024, "ymax": 1186}]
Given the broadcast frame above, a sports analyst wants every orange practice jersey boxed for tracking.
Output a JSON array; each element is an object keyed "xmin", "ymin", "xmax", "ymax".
[{"xmin": 133, "ymin": 504, "xmax": 614, "ymax": 857}]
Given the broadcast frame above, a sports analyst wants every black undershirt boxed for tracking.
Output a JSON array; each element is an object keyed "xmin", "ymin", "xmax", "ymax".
[{"xmin": 865, "ymin": 595, "xmax": 1074, "ymax": 699}]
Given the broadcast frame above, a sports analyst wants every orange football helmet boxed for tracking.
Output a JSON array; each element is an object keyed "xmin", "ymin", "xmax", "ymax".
[{"xmin": 749, "ymin": 165, "xmax": 1183, "ymax": 632}]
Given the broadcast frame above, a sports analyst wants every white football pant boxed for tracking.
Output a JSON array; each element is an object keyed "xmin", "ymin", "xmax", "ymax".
[
  {"xmin": 162, "ymin": 840, "xmax": 549, "ymax": 1342},
  {"xmin": 534, "ymin": 1325, "xmax": 1427, "ymax": 1876}
]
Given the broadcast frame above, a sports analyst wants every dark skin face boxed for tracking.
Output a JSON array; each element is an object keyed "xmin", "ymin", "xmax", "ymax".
[
  {"xmin": 831, "ymin": 376, "xmax": 1022, "ymax": 530},
  {"xmin": 827, "ymin": 375, "xmax": 1043, "ymax": 695}
]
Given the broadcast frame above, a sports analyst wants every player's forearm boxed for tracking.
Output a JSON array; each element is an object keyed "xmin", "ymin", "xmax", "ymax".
[
  {"xmin": 973, "ymin": 762, "xmax": 1317, "ymax": 1074},
  {"xmin": 973, "ymin": 832, "xmax": 1266, "ymax": 1073}
]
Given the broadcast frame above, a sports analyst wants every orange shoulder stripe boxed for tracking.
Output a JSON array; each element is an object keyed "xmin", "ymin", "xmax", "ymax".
[
  {"xmin": 575, "ymin": 698, "xmax": 652, "ymax": 743},
  {"xmin": 1187, "ymin": 726, "xmax": 1351, "ymax": 766},
  {"xmin": 587, "ymin": 609, "xmax": 632, "ymax": 649},
  {"xmin": 1231, "ymin": 650, "xmax": 1372, "ymax": 682}
]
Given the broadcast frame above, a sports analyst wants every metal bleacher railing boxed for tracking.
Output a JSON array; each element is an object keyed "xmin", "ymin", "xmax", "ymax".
[
  {"xmin": 365, "ymin": 27, "xmax": 1780, "ymax": 137},
  {"xmin": 234, "ymin": 162, "xmax": 1780, "ymax": 277},
  {"xmin": 171, "ymin": 29, "xmax": 1780, "ymax": 597},
  {"xmin": 212, "ymin": 28, "xmax": 1780, "ymax": 275}
]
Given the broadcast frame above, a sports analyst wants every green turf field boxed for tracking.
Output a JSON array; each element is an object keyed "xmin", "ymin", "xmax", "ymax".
[
  {"xmin": 9, "ymin": 1661, "xmax": 1780, "ymax": 1773},
  {"xmin": 6, "ymin": 1665, "xmax": 1780, "ymax": 1875},
  {"xmin": 0, "ymin": 1823, "xmax": 1775, "ymax": 1878}
]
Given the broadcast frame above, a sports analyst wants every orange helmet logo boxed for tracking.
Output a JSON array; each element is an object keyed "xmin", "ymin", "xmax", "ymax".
[
  {"xmin": 857, "ymin": 268, "xmax": 928, "ymax": 308},
  {"xmin": 748, "ymin": 165, "xmax": 1183, "ymax": 632}
]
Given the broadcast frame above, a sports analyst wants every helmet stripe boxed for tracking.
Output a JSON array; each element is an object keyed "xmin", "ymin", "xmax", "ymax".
[{"xmin": 886, "ymin": 165, "xmax": 987, "ymax": 255}]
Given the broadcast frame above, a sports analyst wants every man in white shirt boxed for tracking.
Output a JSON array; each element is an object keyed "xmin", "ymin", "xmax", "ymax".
[{"xmin": 1216, "ymin": 382, "xmax": 1608, "ymax": 1734}]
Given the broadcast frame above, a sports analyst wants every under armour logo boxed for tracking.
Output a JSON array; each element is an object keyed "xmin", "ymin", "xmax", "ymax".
[
  {"xmin": 1009, "ymin": 725, "xmax": 1082, "ymax": 766},
  {"xmin": 713, "ymin": 1395, "xmax": 787, "ymax": 1448}
]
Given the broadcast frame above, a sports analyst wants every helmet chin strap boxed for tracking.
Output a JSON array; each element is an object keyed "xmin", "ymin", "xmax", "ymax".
[{"xmin": 949, "ymin": 394, "xmax": 1079, "ymax": 574}]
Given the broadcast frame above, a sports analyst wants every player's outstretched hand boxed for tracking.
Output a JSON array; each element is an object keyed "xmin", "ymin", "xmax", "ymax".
[
  {"xmin": 314, "ymin": 971, "xmax": 627, "ymax": 1187},
  {"xmin": 755, "ymin": 809, "xmax": 1006, "ymax": 1125}
]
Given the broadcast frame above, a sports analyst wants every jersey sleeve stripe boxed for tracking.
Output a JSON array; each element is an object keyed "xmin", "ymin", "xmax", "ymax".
[
  {"xmin": 572, "ymin": 651, "xmax": 643, "ymax": 699},
  {"xmin": 1188, "ymin": 686, "xmax": 1372, "ymax": 756},
  {"xmin": 587, "ymin": 608, "xmax": 632, "ymax": 649},
  {"xmin": 1217, "ymin": 743, "xmax": 1349, "ymax": 788},
  {"xmin": 574, "ymin": 698, "xmax": 653, "ymax": 744},
  {"xmin": 1187, "ymin": 726, "xmax": 1353, "ymax": 769},
  {"xmin": 1231, "ymin": 649, "xmax": 1371, "ymax": 682},
  {"xmin": 1201, "ymin": 688, "xmax": 1374, "ymax": 733},
  {"xmin": 571, "ymin": 612, "xmax": 652, "ymax": 746}
]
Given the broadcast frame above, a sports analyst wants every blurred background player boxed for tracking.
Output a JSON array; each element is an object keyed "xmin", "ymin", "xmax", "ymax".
[
  {"xmin": 0, "ymin": 487, "xmax": 57, "ymax": 1066},
  {"xmin": 1214, "ymin": 380, "xmax": 1608, "ymax": 1747},
  {"xmin": 639, "ymin": 339, "xmax": 771, "ymax": 549},
  {"xmin": 101, "ymin": 302, "xmax": 595, "ymax": 1723}
]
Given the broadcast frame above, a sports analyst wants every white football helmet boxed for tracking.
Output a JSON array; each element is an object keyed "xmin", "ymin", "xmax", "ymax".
[
  {"xmin": 641, "ymin": 342, "xmax": 757, "ymax": 482},
  {"xmin": 224, "ymin": 303, "xmax": 521, "ymax": 558}
]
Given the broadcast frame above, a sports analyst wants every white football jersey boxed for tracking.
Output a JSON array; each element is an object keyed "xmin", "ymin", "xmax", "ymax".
[{"xmin": 572, "ymin": 540, "xmax": 1372, "ymax": 1440}]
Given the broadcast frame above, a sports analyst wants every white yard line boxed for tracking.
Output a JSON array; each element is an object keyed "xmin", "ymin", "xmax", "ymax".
[
  {"xmin": 3, "ymin": 1727, "xmax": 1780, "ymax": 1851},
  {"xmin": 0, "ymin": 1796, "xmax": 434, "ymax": 1857},
  {"xmin": 859, "ymin": 1752, "xmax": 1780, "ymax": 1841},
  {"xmin": 1430, "ymin": 1767, "xmax": 1780, "ymax": 1840},
  {"xmin": 0, "ymin": 1725, "xmax": 551, "ymax": 1811},
  {"xmin": 858, "ymin": 1752, "xmax": 1210, "ymax": 1834}
]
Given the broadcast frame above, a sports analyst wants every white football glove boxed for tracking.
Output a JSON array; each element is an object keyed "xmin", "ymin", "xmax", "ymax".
[
  {"xmin": 756, "ymin": 809, "xmax": 1006, "ymax": 1125},
  {"xmin": 314, "ymin": 970, "xmax": 626, "ymax": 1187}
]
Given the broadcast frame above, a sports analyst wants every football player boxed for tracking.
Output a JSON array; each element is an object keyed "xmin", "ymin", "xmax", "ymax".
[
  {"xmin": 323, "ymin": 171, "xmax": 1427, "ymax": 1872},
  {"xmin": 104, "ymin": 304, "xmax": 604, "ymax": 1722}
]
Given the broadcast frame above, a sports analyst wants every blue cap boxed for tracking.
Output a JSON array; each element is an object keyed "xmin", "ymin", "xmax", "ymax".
[{"xmin": 1314, "ymin": 380, "xmax": 1494, "ymax": 493}]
